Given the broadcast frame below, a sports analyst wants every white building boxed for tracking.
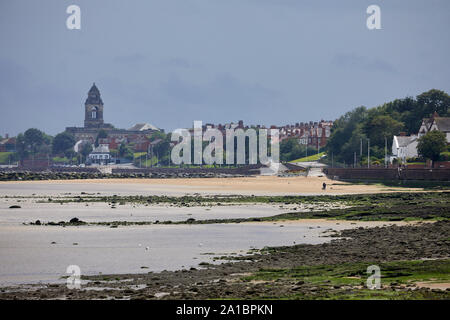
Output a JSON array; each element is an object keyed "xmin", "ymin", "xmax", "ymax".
[
  {"xmin": 391, "ymin": 112, "xmax": 449, "ymax": 163},
  {"xmin": 418, "ymin": 112, "xmax": 450, "ymax": 142},
  {"xmin": 391, "ymin": 135, "xmax": 418, "ymax": 162},
  {"xmin": 88, "ymin": 144, "xmax": 111, "ymax": 164}
]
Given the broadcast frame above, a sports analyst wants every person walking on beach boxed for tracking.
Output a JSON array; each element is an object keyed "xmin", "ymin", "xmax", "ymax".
[{"xmin": 322, "ymin": 182, "xmax": 327, "ymax": 190}]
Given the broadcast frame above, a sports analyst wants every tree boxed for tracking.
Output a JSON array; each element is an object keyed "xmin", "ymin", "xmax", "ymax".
[
  {"xmin": 416, "ymin": 89, "xmax": 450, "ymax": 118},
  {"xmin": 16, "ymin": 128, "xmax": 50, "ymax": 160},
  {"xmin": 80, "ymin": 143, "xmax": 93, "ymax": 162},
  {"xmin": 52, "ymin": 132, "xmax": 76, "ymax": 155},
  {"xmin": 326, "ymin": 106, "xmax": 368, "ymax": 163},
  {"xmin": 24, "ymin": 128, "xmax": 45, "ymax": 154},
  {"xmin": 64, "ymin": 149, "xmax": 77, "ymax": 162},
  {"xmin": 363, "ymin": 115, "xmax": 403, "ymax": 147},
  {"xmin": 95, "ymin": 129, "xmax": 108, "ymax": 147},
  {"xmin": 118, "ymin": 143, "xmax": 127, "ymax": 157},
  {"xmin": 417, "ymin": 131, "xmax": 447, "ymax": 165},
  {"xmin": 15, "ymin": 133, "xmax": 28, "ymax": 160},
  {"xmin": 118, "ymin": 142, "xmax": 133, "ymax": 160},
  {"xmin": 325, "ymin": 89, "xmax": 450, "ymax": 164}
]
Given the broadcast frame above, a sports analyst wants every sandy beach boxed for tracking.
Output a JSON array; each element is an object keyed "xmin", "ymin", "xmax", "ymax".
[{"xmin": 0, "ymin": 176, "xmax": 422, "ymax": 196}]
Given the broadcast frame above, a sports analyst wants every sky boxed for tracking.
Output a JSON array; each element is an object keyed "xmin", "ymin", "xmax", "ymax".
[{"xmin": 0, "ymin": 0, "xmax": 449, "ymax": 136}]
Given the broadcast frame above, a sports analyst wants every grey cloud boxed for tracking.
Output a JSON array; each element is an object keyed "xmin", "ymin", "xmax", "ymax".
[
  {"xmin": 113, "ymin": 53, "xmax": 147, "ymax": 65},
  {"xmin": 160, "ymin": 57, "xmax": 192, "ymax": 69},
  {"xmin": 0, "ymin": 0, "xmax": 449, "ymax": 135},
  {"xmin": 161, "ymin": 73, "xmax": 280, "ymax": 107},
  {"xmin": 331, "ymin": 54, "xmax": 397, "ymax": 74}
]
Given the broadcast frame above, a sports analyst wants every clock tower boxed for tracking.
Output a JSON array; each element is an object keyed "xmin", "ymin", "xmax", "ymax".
[{"xmin": 84, "ymin": 83, "xmax": 105, "ymax": 128}]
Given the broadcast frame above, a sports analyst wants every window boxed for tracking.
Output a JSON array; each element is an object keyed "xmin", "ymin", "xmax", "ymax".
[{"xmin": 91, "ymin": 106, "xmax": 98, "ymax": 119}]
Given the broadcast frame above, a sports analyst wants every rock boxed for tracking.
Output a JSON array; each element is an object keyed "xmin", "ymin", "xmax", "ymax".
[
  {"xmin": 69, "ymin": 217, "xmax": 80, "ymax": 223},
  {"xmin": 9, "ymin": 205, "xmax": 21, "ymax": 209},
  {"xmin": 35, "ymin": 220, "xmax": 41, "ymax": 225}
]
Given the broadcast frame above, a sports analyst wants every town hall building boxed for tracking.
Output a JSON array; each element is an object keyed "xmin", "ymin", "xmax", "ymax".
[{"xmin": 66, "ymin": 83, "xmax": 161, "ymax": 144}]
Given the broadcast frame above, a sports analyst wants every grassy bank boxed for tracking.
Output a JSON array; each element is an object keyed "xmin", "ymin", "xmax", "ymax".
[{"xmin": 290, "ymin": 152, "xmax": 325, "ymax": 163}]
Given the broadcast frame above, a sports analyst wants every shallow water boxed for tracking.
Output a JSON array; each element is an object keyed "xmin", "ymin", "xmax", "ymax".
[
  {"xmin": 0, "ymin": 201, "xmax": 289, "ymax": 225},
  {"xmin": 0, "ymin": 222, "xmax": 333, "ymax": 285},
  {"xmin": 0, "ymin": 219, "xmax": 404, "ymax": 286}
]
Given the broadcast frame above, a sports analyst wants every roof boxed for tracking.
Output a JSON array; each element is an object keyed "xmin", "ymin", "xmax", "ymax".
[
  {"xmin": 395, "ymin": 135, "xmax": 417, "ymax": 147},
  {"xmin": 0, "ymin": 137, "xmax": 16, "ymax": 145},
  {"xmin": 434, "ymin": 117, "xmax": 450, "ymax": 132},
  {"xmin": 90, "ymin": 144, "xmax": 110, "ymax": 154},
  {"xmin": 128, "ymin": 123, "xmax": 159, "ymax": 131},
  {"xmin": 420, "ymin": 112, "xmax": 450, "ymax": 133},
  {"xmin": 85, "ymin": 83, "xmax": 103, "ymax": 105}
]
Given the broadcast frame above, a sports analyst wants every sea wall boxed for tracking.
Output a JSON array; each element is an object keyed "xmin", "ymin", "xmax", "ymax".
[
  {"xmin": 0, "ymin": 165, "xmax": 263, "ymax": 181},
  {"xmin": 324, "ymin": 168, "xmax": 450, "ymax": 181}
]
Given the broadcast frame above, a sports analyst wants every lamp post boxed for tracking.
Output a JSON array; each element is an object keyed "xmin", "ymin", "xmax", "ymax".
[
  {"xmin": 384, "ymin": 136, "xmax": 387, "ymax": 168},
  {"xmin": 305, "ymin": 132, "xmax": 308, "ymax": 158},
  {"xmin": 360, "ymin": 138, "xmax": 363, "ymax": 168},
  {"xmin": 367, "ymin": 138, "xmax": 370, "ymax": 169}
]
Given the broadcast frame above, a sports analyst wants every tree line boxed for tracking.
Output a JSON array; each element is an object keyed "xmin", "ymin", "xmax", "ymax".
[{"xmin": 325, "ymin": 89, "xmax": 450, "ymax": 165}]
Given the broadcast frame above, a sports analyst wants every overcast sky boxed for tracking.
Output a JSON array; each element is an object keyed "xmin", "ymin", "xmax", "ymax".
[{"xmin": 1, "ymin": 0, "xmax": 449, "ymax": 136}]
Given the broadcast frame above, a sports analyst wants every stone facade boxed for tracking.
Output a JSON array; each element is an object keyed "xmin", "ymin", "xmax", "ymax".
[
  {"xmin": 84, "ymin": 83, "xmax": 109, "ymax": 128},
  {"xmin": 66, "ymin": 83, "xmax": 161, "ymax": 144}
]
